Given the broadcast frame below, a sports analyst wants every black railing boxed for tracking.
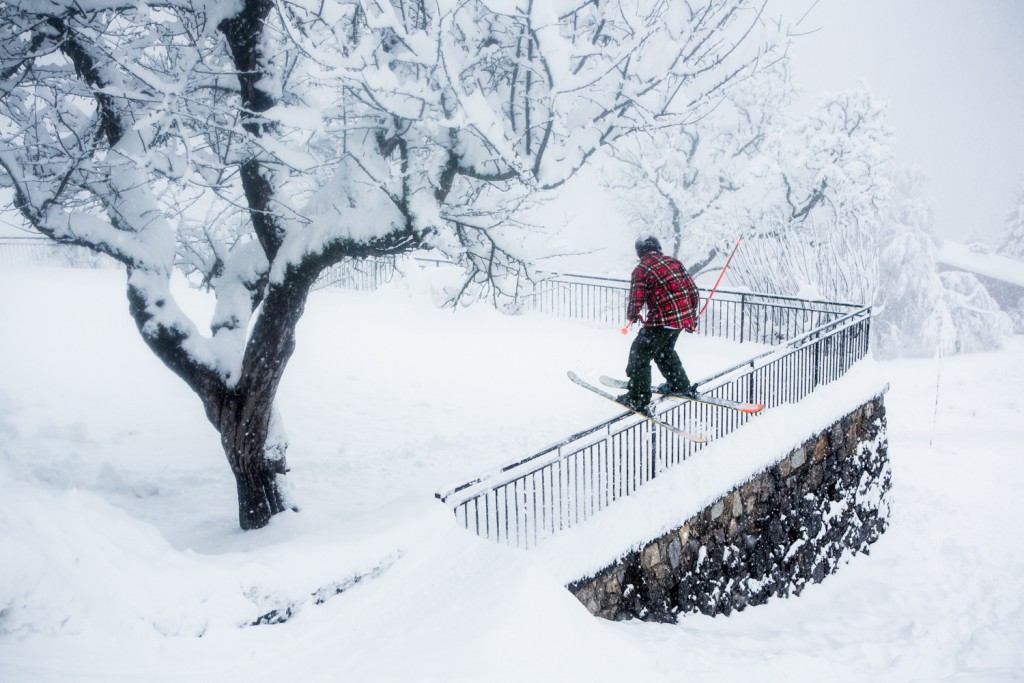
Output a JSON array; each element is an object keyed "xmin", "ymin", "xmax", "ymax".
[
  {"xmin": 437, "ymin": 275, "xmax": 871, "ymax": 548},
  {"xmin": 519, "ymin": 273, "xmax": 862, "ymax": 347},
  {"xmin": 0, "ymin": 236, "xmax": 116, "ymax": 269},
  {"xmin": 518, "ymin": 273, "xmax": 629, "ymax": 326},
  {"xmin": 314, "ymin": 257, "xmax": 399, "ymax": 292}
]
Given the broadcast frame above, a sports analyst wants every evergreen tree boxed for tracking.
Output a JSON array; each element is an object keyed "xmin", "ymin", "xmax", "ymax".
[
  {"xmin": 999, "ymin": 179, "xmax": 1024, "ymax": 261},
  {"xmin": 872, "ymin": 167, "xmax": 944, "ymax": 358}
]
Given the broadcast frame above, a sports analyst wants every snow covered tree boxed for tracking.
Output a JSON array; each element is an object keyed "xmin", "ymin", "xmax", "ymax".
[
  {"xmin": 0, "ymin": 0, "xmax": 778, "ymax": 529},
  {"xmin": 871, "ymin": 166, "xmax": 946, "ymax": 358},
  {"xmin": 999, "ymin": 178, "xmax": 1024, "ymax": 261},
  {"xmin": 732, "ymin": 84, "xmax": 895, "ymax": 301},
  {"xmin": 604, "ymin": 79, "xmax": 896, "ymax": 299},
  {"xmin": 937, "ymin": 271, "xmax": 1014, "ymax": 352},
  {"xmin": 600, "ymin": 58, "xmax": 795, "ymax": 274},
  {"xmin": 842, "ymin": 166, "xmax": 1011, "ymax": 358}
]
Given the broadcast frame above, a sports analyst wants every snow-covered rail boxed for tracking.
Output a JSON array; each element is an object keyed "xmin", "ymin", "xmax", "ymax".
[
  {"xmin": 519, "ymin": 272, "xmax": 865, "ymax": 346},
  {"xmin": 437, "ymin": 280, "xmax": 872, "ymax": 549}
]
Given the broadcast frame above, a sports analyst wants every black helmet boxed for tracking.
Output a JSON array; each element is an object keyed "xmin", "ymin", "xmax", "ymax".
[{"xmin": 635, "ymin": 235, "xmax": 662, "ymax": 257}]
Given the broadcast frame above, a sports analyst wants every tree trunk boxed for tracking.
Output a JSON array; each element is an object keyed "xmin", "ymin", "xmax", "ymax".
[
  {"xmin": 217, "ymin": 273, "xmax": 314, "ymax": 529},
  {"xmin": 223, "ymin": 410, "xmax": 290, "ymax": 531},
  {"xmin": 215, "ymin": 0, "xmax": 298, "ymax": 530},
  {"xmin": 218, "ymin": 387, "xmax": 292, "ymax": 532}
]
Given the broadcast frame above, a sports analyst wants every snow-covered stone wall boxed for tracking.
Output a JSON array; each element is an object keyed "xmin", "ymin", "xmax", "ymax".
[{"xmin": 569, "ymin": 394, "xmax": 890, "ymax": 621}]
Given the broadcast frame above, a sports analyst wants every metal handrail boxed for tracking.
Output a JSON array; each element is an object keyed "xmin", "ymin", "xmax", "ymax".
[
  {"xmin": 692, "ymin": 304, "xmax": 872, "ymax": 391},
  {"xmin": 436, "ymin": 274, "xmax": 872, "ymax": 548},
  {"xmin": 516, "ymin": 272, "xmax": 862, "ymax": 348},
  {"xmin": 528, "ymin": 271, "xmax": 864, "ymax": 313},
  {"xmin": 432, "ymin": 299, "xmax": 873, "ymax": 502},
  {"xmin": 435, "ymin": 408, "xmax": 652, "ymax": 502},
  {"xmin": 436, "ymin": 317, "xmax": 871, "ymax": 544}
]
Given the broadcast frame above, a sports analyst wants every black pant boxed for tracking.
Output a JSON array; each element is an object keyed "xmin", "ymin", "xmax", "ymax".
[{"xmin": 625, "ymin": 326, "xmax": 690, "ymax": 404}]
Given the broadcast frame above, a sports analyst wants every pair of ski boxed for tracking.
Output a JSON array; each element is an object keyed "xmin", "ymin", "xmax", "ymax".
[{"xmin": 567, "ymin": 372, "xmax": 764, "ymax": 443}]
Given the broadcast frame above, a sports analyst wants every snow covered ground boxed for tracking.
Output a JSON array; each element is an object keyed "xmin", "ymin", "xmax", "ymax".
[{"xmin": 1, "ymin": 266, "xmax": 1022, "ymax": 682}]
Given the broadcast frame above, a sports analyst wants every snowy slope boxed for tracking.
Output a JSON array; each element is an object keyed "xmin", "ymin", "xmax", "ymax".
[{"xmin": 1, "ymin": 267, "xmax": 1022, "ymax": 682}]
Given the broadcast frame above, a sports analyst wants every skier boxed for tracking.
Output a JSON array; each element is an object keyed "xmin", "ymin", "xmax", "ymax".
[{"xmin": 617, "ymin": 235, "xmax": 700, "ymax": 412}]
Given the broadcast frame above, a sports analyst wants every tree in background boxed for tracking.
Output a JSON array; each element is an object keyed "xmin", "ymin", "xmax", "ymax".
[
  {"xmin": 938, "ymin": 271, "xmax": 1014, "ymax": 352},
  {"xmin": 867, "ymin": 166, "xmax": 1006, "ymax": 358},
  {"xmin": 741, "ymin": 92, "xmax": 1010, "ymax": 355},
  {"xmin": 600, "ymin": 59, "xmax": 795, "ymax": 275},
  {"xmin": 999, "ymin": 179, "xmax": 1024, "ymax": 261},
  {"xmin": 870, "ymin": 164, "xmax": 1013, "ymax": 357},
  {"xmin": 997, "ymin": 178, "xmax": 1024, "ymax": 331},
  {"xmin": 604, "ymin": 71, "xmax": 1012, "ymax": 357},
  {"xmin": 0, "ymin": 0, "xmax": 780, "ymax": 529},
  {"xmin": 600, "ymin": 80, "xmax": 895, "ymax": 297},
  {"xmin": 870, "ymin": 166, "xmax": 943, "ymax": 358},
  {"xmin": 733, "ymin": 84, "xmax": 895, "ymax": 302}
]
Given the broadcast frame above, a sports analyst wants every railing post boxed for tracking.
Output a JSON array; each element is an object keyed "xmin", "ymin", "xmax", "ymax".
[
  {"xmin": 747, "ymin": 361, "xmax": 756, "ymax": 405},
  {"xmin": 813, "ymin": 336, "xmax": 822, "ymax": 389},
  {"xmin": 650, "ymin": 429, "xmax": 657, "ymax": 479},
  {"xmin": 864, "ymin": 314, "xmax": 872, "ymax": 356},
  {"xmin": 740, "ymin": 293, "xmax": 747, "ymax": 343}
]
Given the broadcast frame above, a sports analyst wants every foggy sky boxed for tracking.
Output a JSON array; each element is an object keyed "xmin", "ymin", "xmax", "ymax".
[{"xmin": 771, "ymin": 0, "xmax": 1024, "ymax": 244}]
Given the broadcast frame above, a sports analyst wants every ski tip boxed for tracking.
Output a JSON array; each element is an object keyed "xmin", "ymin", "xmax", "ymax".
[{"xmin": 740, "ymin": 403, "xmax": 765, "ymax": 414}]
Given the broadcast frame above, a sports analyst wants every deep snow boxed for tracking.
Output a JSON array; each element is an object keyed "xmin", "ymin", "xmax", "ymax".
[{"xmin": 1, "ymin": 266, "xmax": 1022, "ymax": 682}]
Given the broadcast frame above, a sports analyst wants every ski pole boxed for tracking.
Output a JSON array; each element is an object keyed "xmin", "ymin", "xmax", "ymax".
[{"xmin": 698, "ymin": 237, "xmax": 742, "ymax": 317}]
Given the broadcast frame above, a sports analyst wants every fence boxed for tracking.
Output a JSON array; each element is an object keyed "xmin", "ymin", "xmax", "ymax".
[
  {"xmin": 518, "ymin": 272, "xmax": 863, "ymax": 347},
  {"xmin": 0, "ymin": 236, "xmax": 116, "ymax": 269},
  {"xmin": 314, "ymin": 257, "xmax": 399, "ymax": 292},
  {"xmin": 436, "ymin": 276, "xmax": 871, "ymax": 549}
]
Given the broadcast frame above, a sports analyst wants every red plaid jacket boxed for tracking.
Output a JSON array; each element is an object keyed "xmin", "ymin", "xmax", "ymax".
[{"xmin": 627, "ymin": 252, "xmax": 700, "ymax": 330}]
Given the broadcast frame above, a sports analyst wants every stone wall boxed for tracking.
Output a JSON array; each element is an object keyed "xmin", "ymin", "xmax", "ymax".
[{"xmin": 569, "ymin": 394, "xmax": 891, "ymax": 621}]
